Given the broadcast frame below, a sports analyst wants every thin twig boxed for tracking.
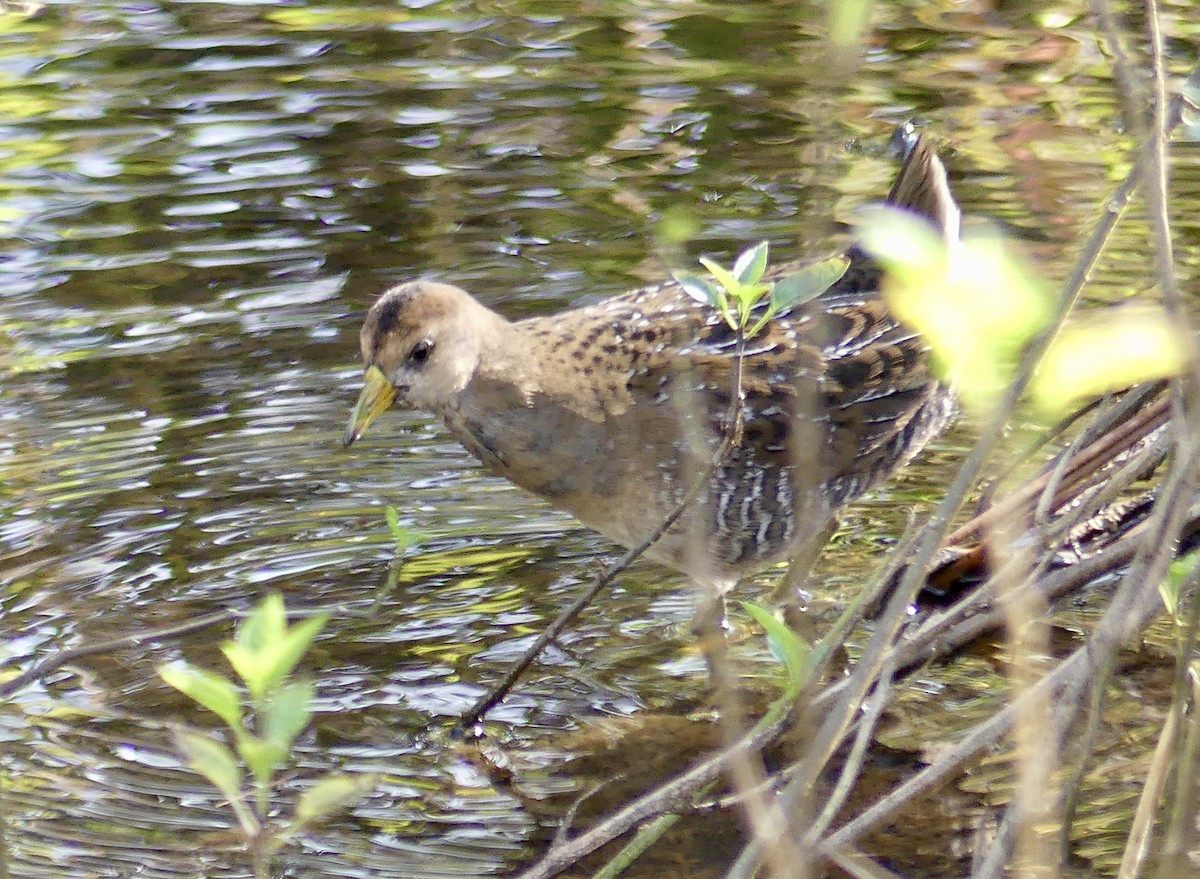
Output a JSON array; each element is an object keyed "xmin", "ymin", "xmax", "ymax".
[
  {"xmin": 805, "ymin": 653, "xmax": 895, "ymax": 844},
  {"xmin": 1157, "ymin": 560, "xmax": 1200, "ymax": 872},
  {"xmin": 1117, "ymin": 678, "xmax": 1181, "ymax": 879},
  {"xmin": 458, "ymin": 337, "xmax": 749, "ymax": 731},
  {"xmin": 0, "ymin": 608, "xmax": 238, "ymax": 700},
  {"xmin": 971, "ymin": 424, "xmax": 1200, "ymax": 878}
]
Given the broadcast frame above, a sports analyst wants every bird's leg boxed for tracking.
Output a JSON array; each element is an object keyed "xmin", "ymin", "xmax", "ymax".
[{"xmin": 691, "ymin": 582, "xmax": 740, "ymax": 708}]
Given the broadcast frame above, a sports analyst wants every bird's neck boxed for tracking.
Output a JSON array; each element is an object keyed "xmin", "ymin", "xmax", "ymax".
[{"xmin": 442, "ymin": 322, "xmax": 605, "ymax": 504}]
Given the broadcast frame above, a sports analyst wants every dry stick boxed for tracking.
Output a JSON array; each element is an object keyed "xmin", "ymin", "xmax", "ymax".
[
  {"xmin": 975, "ymin": 77, "xmax": 1200, "ymax": 848},
  {"xmin": 1058, "ymin": 646, "xmax": 1118, "ymax": 866},
  {"xmin": 825, "ymin": 844, "xmax": 908, "ymax": 879},
  {"xmin": 806, "ymin": 494, "xmax": 1200, "ymax": 850},
  {"xmin": 828, "ymin": 477, "xmax": 1200, "ymax": 866},
  {"xmin": 725, "ymin": 387, "xmax": 1026, "ymax": 879},
  {"xmin": 459, "ymin": 336, "xmax": 750, "ymax": 731},
  {"xmin": 1159, "ymin": 624, "xmax": 1200, "ymax": 879},
  {"xmin": 1144, "ymin": 0, "xmax": 1192, "ymax": 349},
  {"xmin": 512, "ymin": 670, "xmax": 799, "ymax": 879},
  {"xmin": 946, "ymin": 392, "xmax": 1167, "ymax": 547},
  {"xmin": 518, "ymin": 517, "xmax": 907, "ymax": 879},
  {"xmin": 1130, "ymin": 7, "xmax": 1200, "ymax": 877},
  {"xmin": 1088, "ymin": 0, "xmax": 1149, "ymax": 145},
  {"xmin": 825, "ymin": 509, "xmax": 1172, "ymax": 854},
  {"xmin": 993, "ymin": 517, "xmax": 1056, "ymax": 879},
  {"xmin": 0, "ymin": 786, "xmax": 7, "ymax": 879},
  {"xmin": 515, "ymin": 496, "xmax": 1175, "ymax": 879},
  {"xmin": 805, "ymin": 652, "xmax": 896, "ymax": 844},
  {"xmin": 892, "ymin": 493, "xmax": 1200, "ymax": 685},
  {"xmin": 899, "ymin": 438, "xmax": 1162, "ymax": 669},
  {"xmin": 1033, "ymin": 386, "xmax": 1165, "ymax": 528},
  {"xmin": 927, "ymin": 428, "xmax": 1171, "ymax": 659},
  {"xmin": 0, "ymin": 608, "xmax": 238, "ymax": 700},
  {"xmin": 1117, "ymin": 656, "xmax": 1182, "ymax": 879},
  {"xmin": 972, "ymin": 436, "xmax": 1200, "ymax": 879}
]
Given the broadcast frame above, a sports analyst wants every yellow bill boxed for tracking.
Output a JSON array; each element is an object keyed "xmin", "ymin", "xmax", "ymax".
[{"xmin": 343, "ymin": 364, "xmax": 396, "ymax": 447}]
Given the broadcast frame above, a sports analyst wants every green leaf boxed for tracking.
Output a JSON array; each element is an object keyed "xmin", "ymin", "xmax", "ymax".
[
  {"xmin": 732, "ymin": 241, "xmax": 770, "ymax": 286},
  {"xmin": 741, "ymin": 602, "xmax": 810, "ymax": 692},
  {"xmin": 236, "ymin": 730, "xmax": 287, "ymax": 789},
  {"xmin": 223, "ymin": 599, "xmax": 328, "ymax": 700},
  {"xmin": 747, "ymin": 300, "xmax": 779, "ymax": 339},
  {"xmin": 698, "ymin": 256, "xmax": 741, "ymax": 296},
  {"xmin": 856, "ymin": 206, "xmax": 946, "ymax": 284},
  {"xmin": 263, "ymin": 680, "xmax": 314, "ymax": 754},
  {"xmin": 656, "ymin": 204, "xmax": 700, "ymax": 246},
  {"xmin": 270, "ymin": 613, "xmax": 329, "ymax": 683},
  {"xmin": 158, "ymin": 661, "xmax": 244, "ymax": 730},
  {"xmin": 771, "ymin": 256, "xmax": 849, "ymax": 312},
  {"xmin": 234, "ymin": 593, "xmax": 288, "ymax": 657},
  {"xmin": 173, "ymin": 729, "xmax": 244, "ymax": 805},
  {"xmin": 673, "ymin": 272, "xmax": 721, "ymax": 307},
  {"xmin": 859, "ymin": 207, "xmax": 1052, "ymax": 411},
  {"xmin": 1161, "ymin": 550, "xmax": 1199, "ymax": 620},
  {"xmin": 383, "ymin": 508, "xmax": 425, "ymax": 554},
  {"xmin": 294, "ymin": 773, "xmax": 378, "ymax": 827},
  {"xmin": 1031, "ymin": 313, "xmax": 1186, "ymax": 416}
]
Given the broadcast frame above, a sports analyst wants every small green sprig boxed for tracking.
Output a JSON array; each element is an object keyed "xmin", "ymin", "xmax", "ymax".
[
  {"xmin": 158, "ymin": 594, "xmax": 374, "ymax": 878},
  {"xmin": 674, "ymin": 241, "xmax": 848, "ymax": 337}
]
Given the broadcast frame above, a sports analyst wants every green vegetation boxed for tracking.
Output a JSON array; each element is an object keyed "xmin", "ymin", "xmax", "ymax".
[
  {"xmin": 858, "ymin": 207, "xmax": 1185, "ymax": 416},
  {"xmin": 674, "ymin": 240, "xmax": 848, "ymax": 339},
  {"xmin": 158, "ymin": 594, "xmax": 374, "ymax": 879}
]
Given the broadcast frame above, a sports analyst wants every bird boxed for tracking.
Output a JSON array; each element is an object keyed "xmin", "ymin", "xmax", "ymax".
[{"xmin": 344, "ymin": 129, "xmax": 960, "ymax": 596}]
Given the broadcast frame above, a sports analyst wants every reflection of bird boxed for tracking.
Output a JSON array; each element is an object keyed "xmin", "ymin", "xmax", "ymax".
[{"xmin": 345, "ymin": 131, "xmax": 959, "ymax": 591}]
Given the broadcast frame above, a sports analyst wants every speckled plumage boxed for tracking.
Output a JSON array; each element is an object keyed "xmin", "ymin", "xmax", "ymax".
[{"xmin": 345, "ymin": 134, "xmax": 960, "ymax": 586}]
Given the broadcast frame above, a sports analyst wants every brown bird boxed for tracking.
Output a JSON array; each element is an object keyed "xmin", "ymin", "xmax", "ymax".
[{"xmin": 345, "ymin": 130, "xmax": 959, "ymax": 593}]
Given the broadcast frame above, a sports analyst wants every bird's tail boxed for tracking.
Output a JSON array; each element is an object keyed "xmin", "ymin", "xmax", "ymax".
[{"xmin": 884, "ymin": 124, "xmax": 961, "ymax": 242}]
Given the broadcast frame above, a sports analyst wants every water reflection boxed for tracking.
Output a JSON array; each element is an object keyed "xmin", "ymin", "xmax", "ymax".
[{"xmin": 0, "ymin": 1, "xmax": 1196, "ymax": 876}]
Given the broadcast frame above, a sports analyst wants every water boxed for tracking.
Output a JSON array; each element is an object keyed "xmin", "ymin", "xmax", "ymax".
[{"xmin": 1, "ymin": 1, "xmax": 1197, "ymax": 876}]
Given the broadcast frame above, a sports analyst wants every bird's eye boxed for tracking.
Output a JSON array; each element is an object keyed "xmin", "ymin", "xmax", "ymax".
[{"xmin": 408, "ymin": 339, "xmax": 434, "ymax": 365}]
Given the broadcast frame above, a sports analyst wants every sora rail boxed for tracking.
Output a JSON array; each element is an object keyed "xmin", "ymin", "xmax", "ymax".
[{"xmin": 345, "ymin": 132, "xmax": 959, "ymax": 590}]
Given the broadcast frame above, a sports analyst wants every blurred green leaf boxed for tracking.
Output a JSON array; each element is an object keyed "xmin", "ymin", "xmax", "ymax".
[
  {"xmin": 741, "ymin": 602, "xmax": 810, "ymax": 692},
  {"xmin": 237, "ymin": 730, "xmax": 288, "ymax": 790},
  {"xmin": 173, "ymin": 729, "xmax": 244, "ymax": 806},
  {"xmin": 657, "ymin": 204, "xmax": 700, "ymax": 246},
  {"xmin": 859, "ymin": 207, "xmax": 1052, "ymax": 410},
  {"xmin": 771, "ymin": 256, "xmax": 849, "ymax": 312},
  {"xmin": 828, "ymin": 0, "xmax": 872, "ymax": 50},
  {"xmin": 158, "ymin": 661, "xmax": 243, "ymax": 730},
  {"xmin": 674, "ymin": 272, "xmax": 721, "ymax": 307},
  {"xmin": 384, "ymin": 507, "xmax": 424, "ymax": 553},
  {"xmin": 294, "ymin": 773, "xmax": 378, "ymax": 827},
  {"xmin": 263, "ymin": 680, "xmax": 315, "ymax": 754},
  {"xmin": 223, "ymin": 597, "xmax": 328, "ymax": 700},
  {"xmin": 1031, "ymin": 313, "xmax": 1187, "ymax": 416},
  {"xmin": 1160, "ymin": 550, "xmax": 1199, "ymax": 620},
  {"xmin": 733, "ymin": 240, "xmax": 769, "ymax": 286}
]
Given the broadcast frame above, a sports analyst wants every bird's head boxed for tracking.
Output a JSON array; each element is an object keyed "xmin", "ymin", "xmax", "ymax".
[{"xmin": 343, "ymin": 280, "xmax": 499, "ymax": 446}]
